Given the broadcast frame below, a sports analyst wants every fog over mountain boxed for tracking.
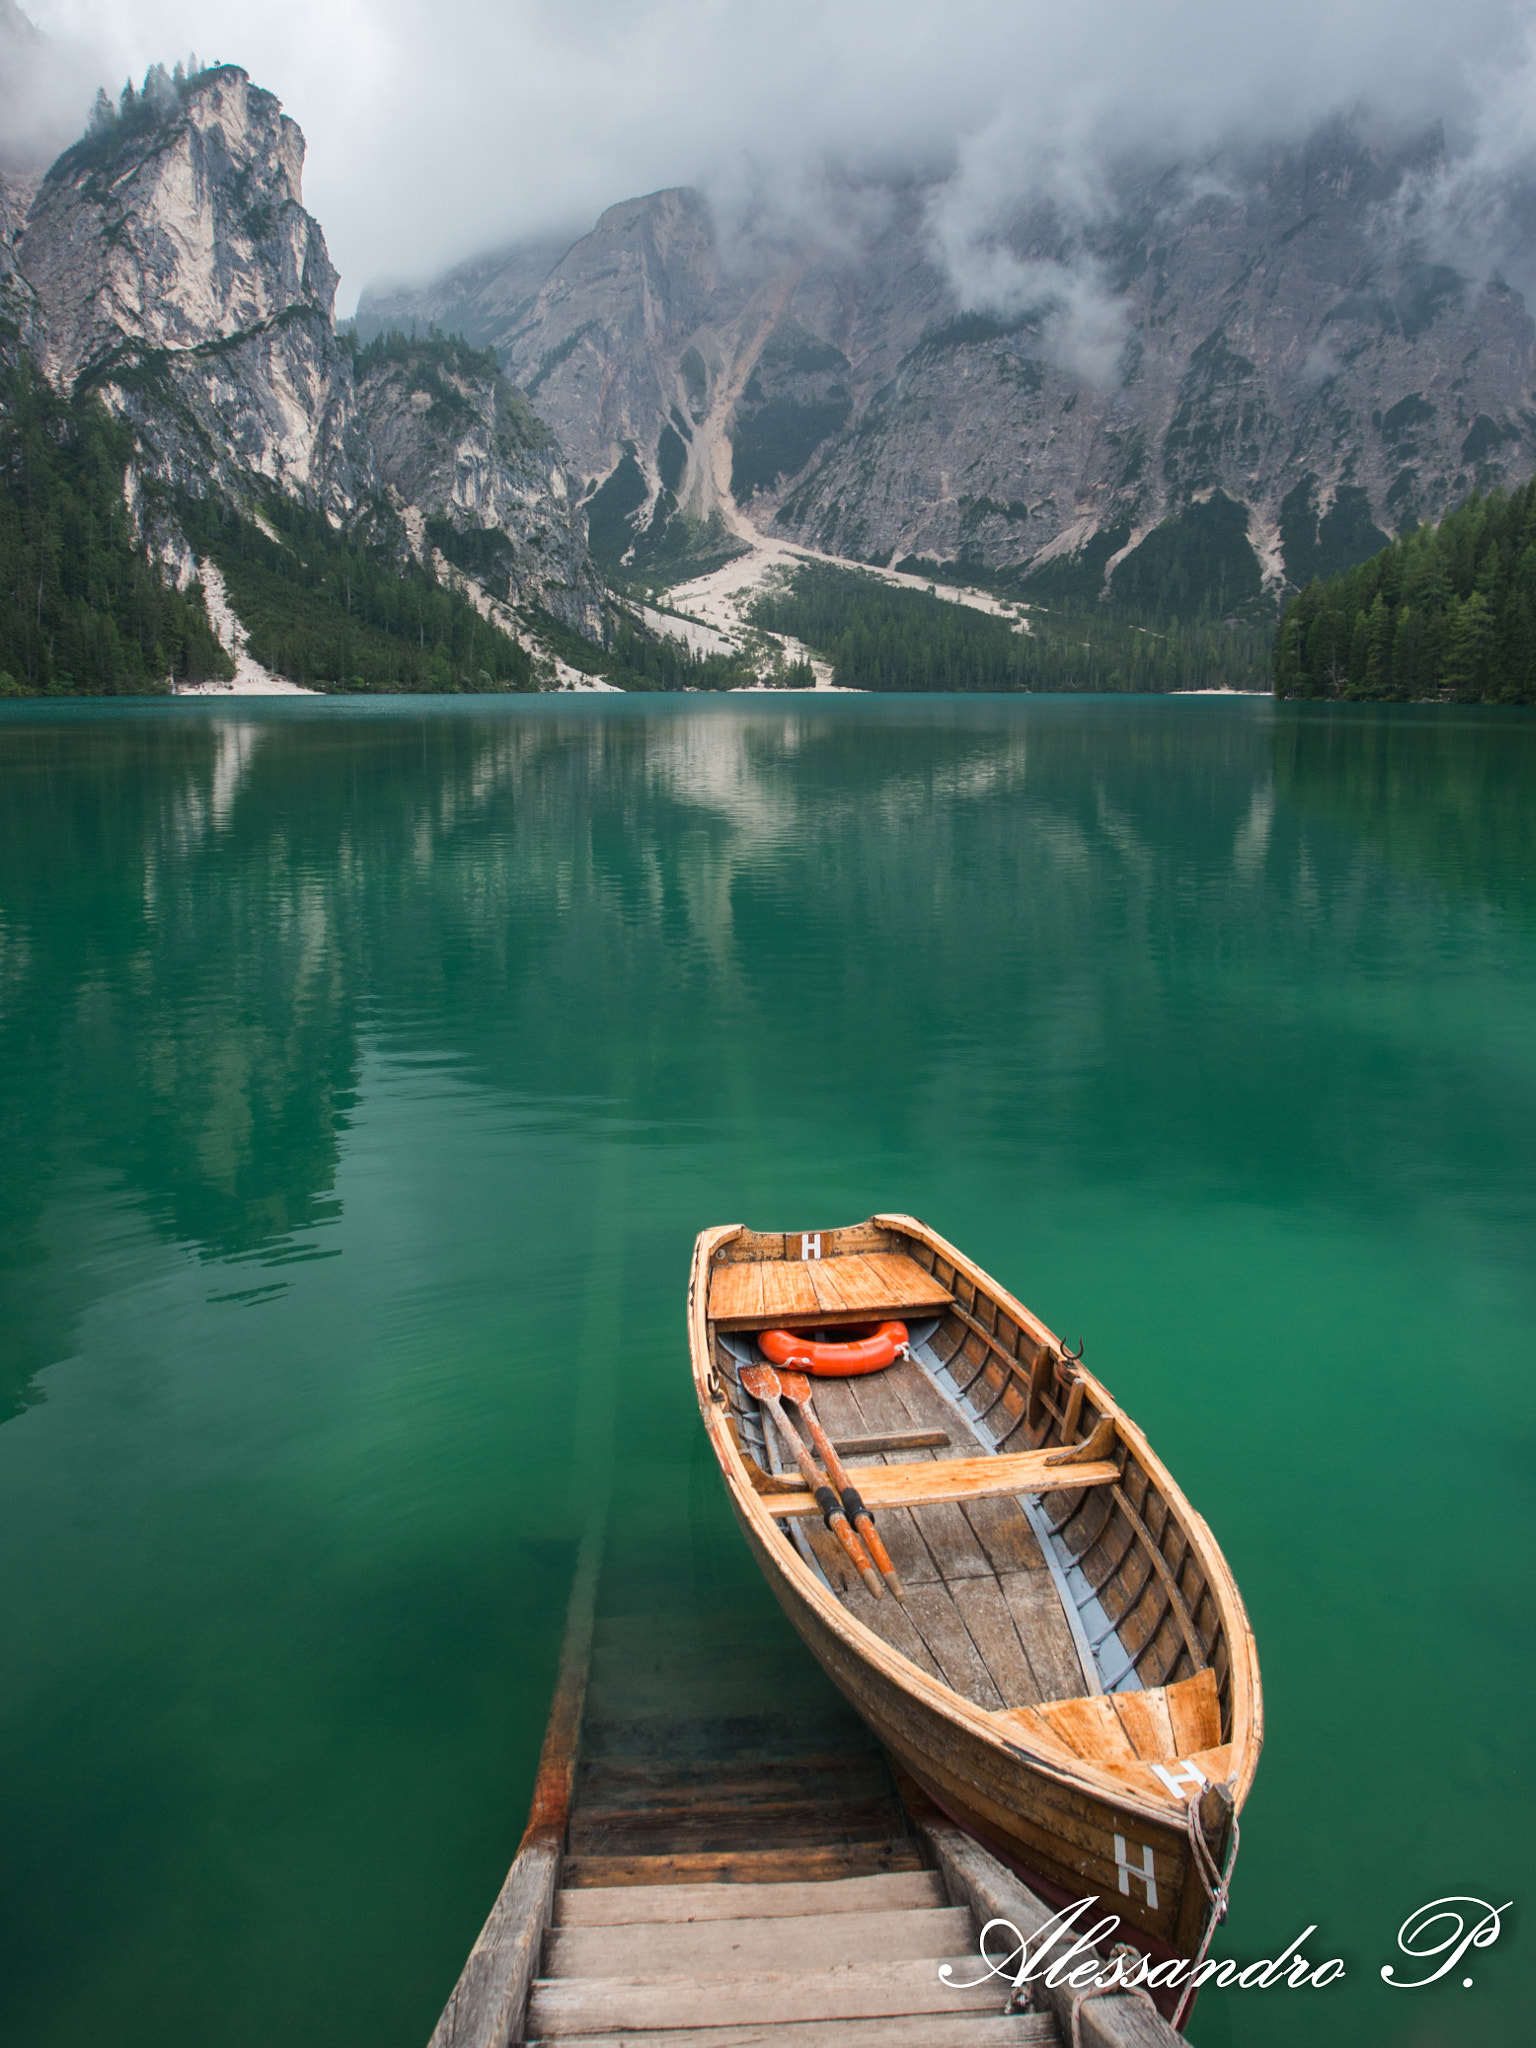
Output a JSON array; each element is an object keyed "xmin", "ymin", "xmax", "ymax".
[
  {"xmin": 9, "ymin": 0, "xmax": 1536, "ymax": 701},
  {"xmin": 15, "ymin": 0, "xmax": 1536, "ymax": 314}
]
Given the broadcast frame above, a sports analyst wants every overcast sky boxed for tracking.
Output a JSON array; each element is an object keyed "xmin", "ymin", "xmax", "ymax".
[{"xmin": 14, "ymin": 0, "xmax": 1536, "ymax": 313}]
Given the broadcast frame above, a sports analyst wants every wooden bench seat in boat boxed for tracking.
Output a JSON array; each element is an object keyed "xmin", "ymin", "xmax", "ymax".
[
  {"xmin": 707, "ymin": 1251, "xmax": 953, "ymax": 1331},
  {"xmin": 748, "ymin": 1446, "xmax": 1120, "ymax": 1516}
]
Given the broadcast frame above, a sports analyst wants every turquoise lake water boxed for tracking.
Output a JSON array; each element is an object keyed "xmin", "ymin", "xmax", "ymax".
[{"xmin": 0, "ymin": 694, "xmax": 1530, "ymax": 2047}]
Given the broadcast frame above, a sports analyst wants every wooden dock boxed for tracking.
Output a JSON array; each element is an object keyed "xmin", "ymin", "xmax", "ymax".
[{"xmin": 428, "ymin": 1553, "xmax": 1179, "ymax": 2048}]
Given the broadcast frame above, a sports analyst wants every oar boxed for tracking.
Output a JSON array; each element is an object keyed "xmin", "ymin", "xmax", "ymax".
[
  {"xmin": 776, "ymin": 1370, "xmax": 906, "ymax": 1600},
  {"xmin": 740, "ymin": 1365, "xmax": 884, "ymax": 1599}
]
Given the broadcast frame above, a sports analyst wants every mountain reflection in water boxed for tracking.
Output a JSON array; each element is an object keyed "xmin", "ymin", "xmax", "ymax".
[{"xmin": 0, "ymin": 695, "xmax": 1531, "ymax": 2048}]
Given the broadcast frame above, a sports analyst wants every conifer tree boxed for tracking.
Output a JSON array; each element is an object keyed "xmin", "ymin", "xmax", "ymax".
[{"xmin": 1275, "ymin": 482, "xmax": 1536, "ymax": 702}]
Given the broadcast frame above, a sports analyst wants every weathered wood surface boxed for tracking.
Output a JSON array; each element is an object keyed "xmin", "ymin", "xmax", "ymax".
[
  {"xmin": 707, "ymin": 1251, "xmax": 952, "ymax": 1330},
  {"xmin": 431, "ymin": 1841, "xmax": 560, "ymax": 2048},
  {"xmin": 428, "ymin": 1524, "xmax": 602, "ymax": 2048},
  {"xmin": 760, "ymin": 1358, "xmax": 1091, "ymax": 1716},
  {"xmin": 920, "ymin": 1815, "xmax": 1184, "ymax": 2048},
  {"xmin": 832, "ymin": 1427, "xmax": 951, "ymax": 1454},
  {"xmin": 761, "ymin": 1450, "xmax": 1120, "ymax": 1515},
  {"xmin": 554, "ymin": 1870, "xmax": 945, "ymax": 1925},
  {"xmin": 517, "ymin": 1538, "xmax": 1059, "ymax": 2046},
  {"xmin": 545, "ymin": 1903, "xmax": 975, "ymax": 1977},
  {"xmin": 744, "ymin": 1344, "xmax": 1087, "ymax": 1715},
  {"xmin": 541, "ymin": 2021, "xmax": 1060, "ymax": 2047},
  {"xmin": 563, "ymin": 1843, "xmax": 925, "ymax": 1889},
  {"xmin": 526, "ymin": 1956, "xmax": 1028, "ymax": 2033}
]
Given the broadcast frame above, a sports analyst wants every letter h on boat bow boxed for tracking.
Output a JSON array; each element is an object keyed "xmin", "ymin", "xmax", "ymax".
[{"xmin": 1113, "ymin": 1835, "xmax": 1158, "ymax": 1909}]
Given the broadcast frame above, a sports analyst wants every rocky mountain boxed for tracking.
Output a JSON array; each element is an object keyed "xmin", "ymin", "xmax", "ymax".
[
  {"xmin": 359, "ymin": 125, "xmax": 1536, "ymax": 609},
  {"xmin": 353, "ymin": 332, "xmax": 593, "ymax": 628},
  {"xmin": 2, "ymin": 61, "xmax": 601, "ymax": 693},
  {"xmin": 22, "ymin": 66, "xmax": 368, "ymax": 517}
]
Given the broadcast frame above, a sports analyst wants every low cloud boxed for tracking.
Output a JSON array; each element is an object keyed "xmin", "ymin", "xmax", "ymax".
[
  {"xmin": 1375, "ymin": 23, "xmax": 1536, "ymax": 300},
  {"xmin": 16, "ymin": 0, "xmax": 1536, "ymax": 319},
  {"xmin": 0, "ymin": 1, "xmax": 102, "ymax": 171}
]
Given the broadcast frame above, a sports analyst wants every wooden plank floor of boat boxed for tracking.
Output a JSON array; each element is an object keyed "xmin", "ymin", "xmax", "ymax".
[
  {"xmin": 731, "ymin": 1347, "xmax": 1091, "ymax": 1710},
  {"xmin": 523, "ymin": 1599, "xmax": 1059, "ymax": 2046}
]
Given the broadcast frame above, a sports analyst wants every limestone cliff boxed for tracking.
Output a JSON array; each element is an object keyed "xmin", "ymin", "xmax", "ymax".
[
  {"xmin": 20, "ymin": 66, "xmax": 368, "ymax": 514},
  {"xmin": 6, "ymin": 63, "xmax": 601, "ymax": 657},
  {"xmin": 361, "ymin": 126, "xmax": 1536, "ymax": 606},
  {"xmin": 353, "ymin": 334, "xmax": 602, "ymax": 633},
  {"xmin": 0, "ymin": 167, "xmax": 41, "ymax": 361},
  {"xmin": 362, "ymin": 187, "xmax": 765, "ymax": 576}
]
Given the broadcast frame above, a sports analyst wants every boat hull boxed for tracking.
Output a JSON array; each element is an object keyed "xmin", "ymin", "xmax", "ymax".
[{"xmin": 689, "ymin": 1213, "xmax": 1260, "ymax": 2021}]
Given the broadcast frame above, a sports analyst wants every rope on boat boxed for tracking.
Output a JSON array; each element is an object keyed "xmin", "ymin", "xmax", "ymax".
[{"xmin": 1170, "ymin": 1788, "xmax": 1242, "ymax": 2030}]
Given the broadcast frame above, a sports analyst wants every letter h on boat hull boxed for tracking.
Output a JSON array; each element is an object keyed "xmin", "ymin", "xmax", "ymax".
[{"xmin": 1113, "ymin": 1834, "xmax": 1158, "ymax": 1909}]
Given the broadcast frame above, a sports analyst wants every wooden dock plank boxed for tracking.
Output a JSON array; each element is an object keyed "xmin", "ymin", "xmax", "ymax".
[
  {"xmin": 427, "ymin": 1837, "xmax": 558, "ymax": 2048},
  {"xmin": 568, "ymin": 1794, "xmax": 904, "ymax": 1854},
  {"xmin": 545, "ymin": 1904, "xmax": 975, "ymax": 1978},
  {"xmin": 577, "ymin": 1759, "xmax": 891, "ymax": 1809},
  {"xmin": 529, "ymin": 2019, "xmax": 1061, "ymax": 2047},
  {"xmin": 562, "ymin": 1843, "xmax": 925, "ymax": 1888},
  {"xmin": 919, "ymin": 1814, "xmax": 1179, "ymax": 2048},
  {"xmin": 524, "ymin": 1956, "xmax": 1019, "ymax": 2034},
  {"xmin": 553, "ymin": 1871, "xmax": 947, "ymax": 1926}
]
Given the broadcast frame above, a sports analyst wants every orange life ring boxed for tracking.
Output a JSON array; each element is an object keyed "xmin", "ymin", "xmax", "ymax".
[{"xmin": 758, "ymin": 1321, "xmax": 909, "ymax": 1377}]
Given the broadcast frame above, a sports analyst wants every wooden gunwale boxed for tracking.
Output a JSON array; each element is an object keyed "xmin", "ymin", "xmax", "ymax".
[
  {"xmin": 949, "ymin": 1234, "xmax": 1243, "ymax": 1686},
  {"xmin": 885, "ymin": 1215, "xmax": 1258, "ymax": 1730},
  {"xmin": 689, "ymin": 1214, "xmax": 1262, "ymax": 1959}
]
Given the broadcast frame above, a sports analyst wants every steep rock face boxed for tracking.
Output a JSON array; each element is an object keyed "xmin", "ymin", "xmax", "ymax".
[
  {"xmin": 364, "ymin": 128, "xmax": 1536, "ymax": 600},
  {"xmin": 24, "ymin": 69, "xmax": 327, "ymax": 386},
  {"xmin": 7, "ymin": 64, "xmax": 602, "ymax": 652},
  {"xmin": 0, "ymin": 168, "xmax": 42, "ymax": 359},
  {"xmin": 789, "ymin": 127, "xmax": 1536, "ymax": 592},
  {"xmin": 493, "ymin": 189, "xmax": 732, "ymax": 481},
  {"xmin": 363, "ymin": 188, "xmax": 774, "ymax": 563},
  {"xmin": 354, "ymin": 338, "xmax": 602, "ymax": 634},
  {"xmin": 19, "ymin": 66, "xmax": 367, "ymax": 511}
]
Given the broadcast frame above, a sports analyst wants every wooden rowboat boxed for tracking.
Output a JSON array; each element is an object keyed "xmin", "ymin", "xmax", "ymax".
[{"xmin": 688, "ymin": 1214, "xmax": 1262, "ymax": 1985}]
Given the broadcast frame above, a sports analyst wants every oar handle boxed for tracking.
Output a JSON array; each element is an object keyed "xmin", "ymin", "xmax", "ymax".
[
  {"xmin": 848, "ymin": 1509, "xmax": 904, "ymax": 1599},
  {"xmin": 763, "ymin": 1396, "xmax": 883, "ymax": 1598}
]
